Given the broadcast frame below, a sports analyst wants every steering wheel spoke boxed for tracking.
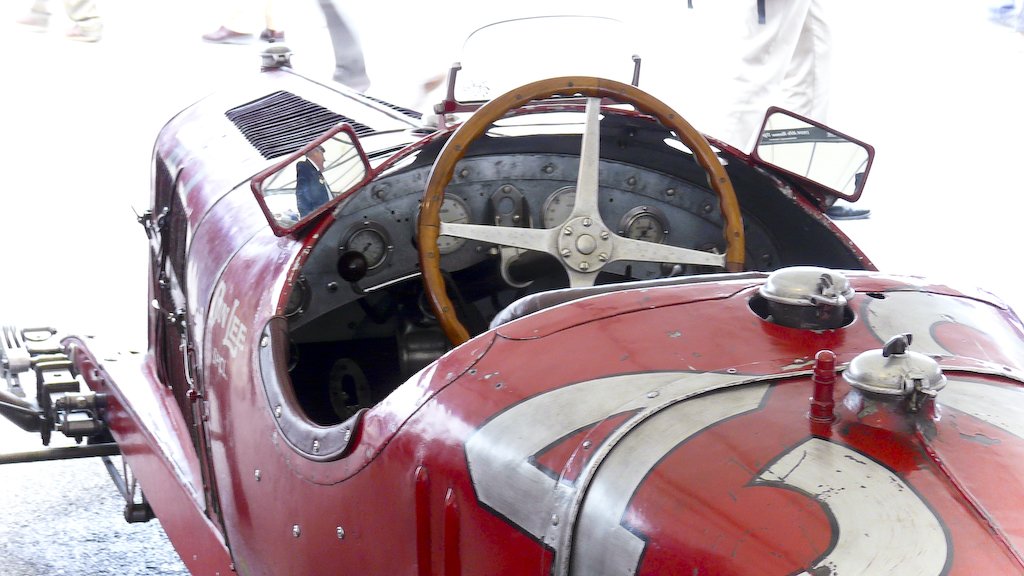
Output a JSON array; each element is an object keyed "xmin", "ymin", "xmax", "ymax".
[
  {"xmin": 569, "ymin": 97, "xmax": 604, "ymax": 220},
  {"xmin": 566, "ymin": 269, "xmax": 598, "ymax": 289},
  {"xmin": 610, "ymin": 237, "xmax": 727, "ymax": 269},
  {"xmin": 440, "ymin": 222, "xmax": 556, "ymax": 253}
]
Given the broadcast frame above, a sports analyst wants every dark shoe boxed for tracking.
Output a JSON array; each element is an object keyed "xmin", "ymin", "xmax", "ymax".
[
  {"xmin": 202, "ymin": 26, "xmax": 252, "ymax": 44},
  {"xmin": 259, "ymin": 28, "xmax": 284, "ymax": 42},
  {"xmin": 825, "ymin": 204, "xmax": 871, "ymax": 220}
]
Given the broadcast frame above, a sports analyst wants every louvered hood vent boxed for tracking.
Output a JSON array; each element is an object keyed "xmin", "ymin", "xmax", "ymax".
[
  {"xmin": 362, "ymin": 94, "xmax": 423, "ymax": 120},
  {"xmin": 225, "ymin": 90, "xmax": 374, "ymax": 159}
]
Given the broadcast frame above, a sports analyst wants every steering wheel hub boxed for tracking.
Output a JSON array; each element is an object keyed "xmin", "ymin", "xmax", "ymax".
[{"xmin": 558, "ymin": 216, "xmax": 612, "ymax": 272}]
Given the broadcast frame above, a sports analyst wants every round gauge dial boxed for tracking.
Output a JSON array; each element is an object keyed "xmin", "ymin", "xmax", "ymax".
[
  {"xmin": 436, "ymin": 195, "xmax": 471, "ymax": 255},
  {"xmin": 542, "ymin": 186, "xmax": 576, "ymax": 228},
  {"xmin": 620, "ymin": 206, "xmax": 668, "ymax": 243},
  {"xmin": 344, "ymin": 223, "xmax": 391, "ymax": 270}
]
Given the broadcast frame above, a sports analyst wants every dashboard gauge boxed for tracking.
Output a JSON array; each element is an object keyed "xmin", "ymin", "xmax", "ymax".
[
  {"xmin": 542, "ymin": 186, "xmax": 576, "ymax": 228},
  {"xmin": 344, "ymin": 222, "xmax": 391, "ymax": 270},
  {"xmin": 619, "ymin": 206, "xmax": 668, "ymax": 243},
  {"xmin": 436, "ymin": 195, "xmax": 471, "ymax": 255}
]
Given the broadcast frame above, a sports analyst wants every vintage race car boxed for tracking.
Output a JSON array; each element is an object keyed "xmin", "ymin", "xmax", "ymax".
[{"xmin": 3, "ymin": 16, "xmax": 1023, "ymax": 576}]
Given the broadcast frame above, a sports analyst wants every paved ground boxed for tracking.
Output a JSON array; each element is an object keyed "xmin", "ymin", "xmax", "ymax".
[{"xmin": 1, "ymin": 1, "xmax": 1022, "ymax": 574}]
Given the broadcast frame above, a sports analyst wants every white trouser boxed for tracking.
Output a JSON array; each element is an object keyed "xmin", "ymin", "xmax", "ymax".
[{"xmin": 719, "ymin": 0, "xmax": 831, "ymax": 152}]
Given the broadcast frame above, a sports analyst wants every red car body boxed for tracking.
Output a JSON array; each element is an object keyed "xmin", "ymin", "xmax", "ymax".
[{"xmin": 5, "ymin": 42, "xmax": 1024, "ymax": 576}]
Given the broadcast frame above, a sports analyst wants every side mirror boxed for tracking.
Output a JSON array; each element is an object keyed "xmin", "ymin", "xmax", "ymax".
[
  {"xmin": 252, "ymin": 123, "xmax": 372, "ymax": 236},
  {"xmin": 751, "ymin": 107, "xmax": 874, "ymax": 203}
]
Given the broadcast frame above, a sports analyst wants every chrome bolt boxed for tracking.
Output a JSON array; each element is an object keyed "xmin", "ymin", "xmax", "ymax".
[
  {"xmin": 582, "ymin": 440, "xmax": 592, "ymax": 449},
  {"xmin": 313, "ymin": 440, "xmax": 321, "ymax": 453},
  {"xmin": 627, "ymin": 176, "xmax": 637, "ymax": 186},
  {"xmin": 582, "ymin": 217, "xmax": 592, "ymax": 227},
  {"xmin": 254, "ymin": 469, "xmax": 262, "ymax": 482},
  {"xmin": 274, "ymin": 405, "xmax": 283, "ymax": 418},
  {"xmin": 292, "ymin": 525, "xmax": 301, "ymax": 538},
  {"xmin": 551, "ymin": 514, "xmax": 560, "ymax": 526},
  {"xmin": 459, "ymin": 169, "xmax": 469, "ymax": 178},
  {"xmin": 563, "ymin": 226, "xmax": 574, "ymax": 236},
  {"xmin": 579, "ymin": 262, "xmax": 590, "ymax": 271},
  {"xmin": 560, "ymin": 248, "xmax": 571, "ymax": 258},
  {"xmin": 598, "ymin": 253, "xmax": 608, "ymax": 262},
  {"xmin": 666, "ymin": 188, "xmax": 676, "ymax": 196},
  {"xmin": 260, "ymin": 336, "xmax": 269, "ymax": 347},
  {"xmin": 337, "ymin": 526, "xmax": 346, "ymax": 540},
  {"xmin": 600, "ymin": 231, "xmax": 610, "ymax": 240},
  {"xmin": 543, "ymin": 164, "xmax": 555, "ymax": 174}
]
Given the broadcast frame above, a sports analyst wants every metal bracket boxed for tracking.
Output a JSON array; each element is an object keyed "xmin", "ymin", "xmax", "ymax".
[
  {"xmin": 1, "ymin": 326, "xmax": 109, "ymax": 446},
  {"xmin": 102, "ymin": 455, "xmax": 155, "ymax": 523}
]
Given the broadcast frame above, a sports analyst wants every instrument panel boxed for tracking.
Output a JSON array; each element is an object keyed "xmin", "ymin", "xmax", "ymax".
[{"xmin": 291, "ymin": 153, "xmax": 780, "ymax": 333}]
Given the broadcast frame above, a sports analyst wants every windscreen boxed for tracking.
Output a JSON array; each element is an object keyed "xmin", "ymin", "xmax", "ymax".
[{"xmin": 454, "ymin": 16, "xmax": 639, "ymax": 102}]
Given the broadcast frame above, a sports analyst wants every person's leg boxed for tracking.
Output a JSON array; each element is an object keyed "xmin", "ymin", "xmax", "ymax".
[
  {"xmin": 780, "ymin": 0, "xmax": 830, "ymax": 123},
  {"xmin": 203, "ymin": 0, "xmax": 256, "ymax": 43},
  {"xmin": 28, "ymin": 0, "xmax": 51, "ymax": 16},
  {"xmin": 63, "ymin": 0, "xmax": 102, "ymax": 41},
  {"xmin": 220, "ymin": 0, "xmax": 256, "ymax": 33},
  {"xmin": 719, "ymin": 0, "xmax": 812, "ymax": 151},
  {"xmin": 317, "ymin": 0, "xmax": 370, "ymax": 91},
  {"xmin": 16, "ymin": 0, "xmax": 52, "ymax": 28},
  {"xmin": 258, "ymin": 0, "xmax": 284, "ymax": 41}
]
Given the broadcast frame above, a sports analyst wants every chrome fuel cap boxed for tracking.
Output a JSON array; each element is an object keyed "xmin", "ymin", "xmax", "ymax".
[
  {"xmin": 759, "ymin": 266, "xmax": 854, "ymax": 307},
  {"xmin": 758, "ymin": 267, "xmax": 854, "ymax": 330},
  {"xmin": 844, "ymin": 334, "xmax": 946, "ymax": 410}
]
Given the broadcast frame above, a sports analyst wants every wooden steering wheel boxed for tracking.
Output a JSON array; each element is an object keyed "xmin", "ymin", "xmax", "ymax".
[{"xmin": 418, "ymin": 76, "xmax": 745, "ymax": 345}]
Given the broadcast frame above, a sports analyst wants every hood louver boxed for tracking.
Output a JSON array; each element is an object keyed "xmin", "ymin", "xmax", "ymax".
[{"xmin": 225, "ymin": 90, "xmax": 374, "ymax": 159}]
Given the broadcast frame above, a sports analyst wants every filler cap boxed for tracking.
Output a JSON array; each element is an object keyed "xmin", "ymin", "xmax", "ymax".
[
  {"xmin": 758, "ymin": 267, "xmax": 854, "ymax": 329},
  {"xmin": 844, "ymin": 333, "xmax": 946, "ymax": 411},
  {"xmin": 760, "ymin": 266, "xmax": 854, "ymax": 307}
]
